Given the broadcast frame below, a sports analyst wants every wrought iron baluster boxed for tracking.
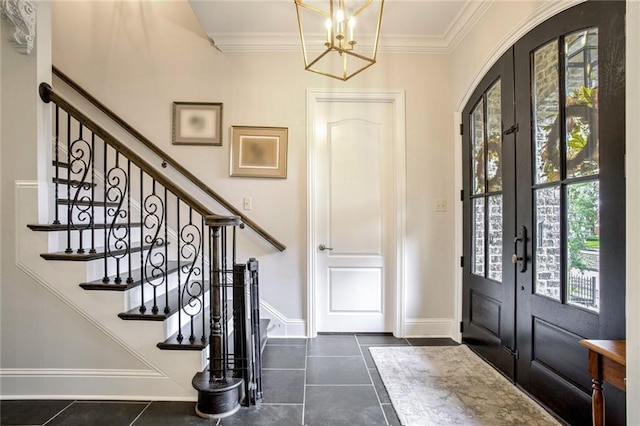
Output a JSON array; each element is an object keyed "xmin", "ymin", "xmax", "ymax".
[
  {"xmin": 201, "ymin": 216, "xmax": 206, "ymax": 342},
  {"xmin": 143, "ymin": 178, "xmax": 166, "ymax": 315},
  {"xmin": 53, "ymin": 105, "xmax": 60, "ymax": 225},
  {"xmin": 75, "ymin": 123, "xmax": 85, "ymax": 254},
  {"xmin": 177, "ymin": 198, "xmax": 182, "ymax": 341},
  {"xmin": 65, "ymin": 113, "xmax": 72, "ymax": 253},
  {"xmin": 139, "ymin": 170, "xmax": 146, "ymax": 313},
  {"xmin": 89, "ymin": 133, "xmax": 96, "ymax": 253},
  {"xmin": 127, "ymin": 159, "xmax": 132, "ymax": 284},
  {"xmin": 180, "ymin": 206, "xmax": 204, "ymax": 343},
  {"xmin": 221, "ymin": 226, "xmax": 228, "ymax": 379},
  {"xmin": 233, "ymin": 226, "xmax": 237, "ymax": 265},
  {"xmin": 102, "ymin": 142, "xmax": 108, "ymax": 282},
  {"xmin": 164, "ymin": 186, "xmax": 169, "ymax": 314},
  {"xmin": 106, "ymin": 151, "xmax": 128, "ymax": 284},
  {"xmin": 65, "ymin": 122, "xmax": 93, "ymax": 255}
]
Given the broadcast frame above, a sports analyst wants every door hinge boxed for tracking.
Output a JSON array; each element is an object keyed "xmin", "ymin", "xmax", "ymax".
[
  {"xmin": 502, "ymin": 345, "xmax": 519, "ymax": 359},
  {"xmin": 460, "ymin": 256, "xmax": 464, "ymax": 268},
  {"xmin": 460, "ymin": 189, "xmax": 464, "ymax": 201},
  {"xmin": 503, "ymin": 123, "xmax": 518, "ymax": 135},
  {"xmin": 460, "ymin": 321, "xmax": 464, "ymax": 333},
  {"xmin": 459, "ymin": 123, "xmax": 464, "ymax": 135}
]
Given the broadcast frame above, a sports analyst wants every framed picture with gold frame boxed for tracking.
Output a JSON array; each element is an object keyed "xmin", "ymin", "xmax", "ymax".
[
  {"xmin": 230, "ymin": 126, "xmax": 288, "ymax": 178},
  {"xmin": 172, "ymin": 102, "xmax": 222, "ymax": 146}
]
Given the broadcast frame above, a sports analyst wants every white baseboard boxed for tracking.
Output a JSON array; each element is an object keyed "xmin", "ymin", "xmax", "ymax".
[
  {"xmin": 405, "ymin": 318, "xmax": 455, "ymax": 338},
  {"xmin": 0, "ymin": 368, "xmax": 196, "ymax": 401},
  {"xmin": 259, "ymin": 300, "xmax": 306, "ymax": 338}
]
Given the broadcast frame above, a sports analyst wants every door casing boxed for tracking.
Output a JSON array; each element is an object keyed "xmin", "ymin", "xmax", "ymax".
[{"xmin": 306, "ymin": 89, "xmax": 407, "ymax": 338}]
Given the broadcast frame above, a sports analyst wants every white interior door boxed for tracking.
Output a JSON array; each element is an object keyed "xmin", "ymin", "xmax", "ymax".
[{"xmin": 313, "ymin": 99, "xmax": 394, "ymax": 333}]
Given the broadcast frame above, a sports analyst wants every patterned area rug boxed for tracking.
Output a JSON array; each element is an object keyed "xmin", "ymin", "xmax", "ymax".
[{"xmin": 369, "ymin": 345, "xmax": 562, "ymax": 426}]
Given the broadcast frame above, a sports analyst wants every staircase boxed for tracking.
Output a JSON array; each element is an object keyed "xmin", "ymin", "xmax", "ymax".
[{"xmin": 23, "ymin": 80, "xmax": 270, "ymax": 418}]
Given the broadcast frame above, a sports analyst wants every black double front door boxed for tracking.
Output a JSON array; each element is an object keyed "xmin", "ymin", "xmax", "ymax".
[{"xmin": 462, "ymin": 2, "xmax": 626, "ymax": 425}]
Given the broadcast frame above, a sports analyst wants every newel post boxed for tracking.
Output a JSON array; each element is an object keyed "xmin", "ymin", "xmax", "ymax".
[{"xmin": 192, "ymin": 216, "xmax": 243, "ymax": 420}]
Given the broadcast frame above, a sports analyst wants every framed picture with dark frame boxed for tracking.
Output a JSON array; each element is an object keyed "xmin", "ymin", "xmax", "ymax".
[
  {"xmin": 230, "ymin": 126, "xmax": 288, "ymax": 178},
  {"xmin": 172, "ymin": 102, "xmax": 223, "ymax": 146}
]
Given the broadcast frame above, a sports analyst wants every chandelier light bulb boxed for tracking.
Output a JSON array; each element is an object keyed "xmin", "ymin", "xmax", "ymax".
[
  {"xmin": 348, "ymin": 17, "xmax": 355, "ymax": 43},
  {"xmin": 325, "ymin": 18, "xmax": 332, "ymax": 44}
]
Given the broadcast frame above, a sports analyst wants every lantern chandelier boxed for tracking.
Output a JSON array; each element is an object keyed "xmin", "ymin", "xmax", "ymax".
[{"xmin": 294, "ymin": 0, "xmax": 384, "ymax": 81}]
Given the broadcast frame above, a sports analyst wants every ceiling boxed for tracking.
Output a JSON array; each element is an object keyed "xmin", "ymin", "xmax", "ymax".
[{"xmin": 188, "ymin": 0, "xmax": 490, "ymax": 54}]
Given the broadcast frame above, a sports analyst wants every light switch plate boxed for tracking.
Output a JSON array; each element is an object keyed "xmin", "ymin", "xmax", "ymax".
[
  {"xmin": 243, "ymin": 197, "xmax": 252, "ymax": 210},
  {"xmin": 435, "ymin": 199, "xmax": 447, "ymax": 212}
]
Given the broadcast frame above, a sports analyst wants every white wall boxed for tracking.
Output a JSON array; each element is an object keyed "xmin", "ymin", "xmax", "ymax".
[{"xmin": 51, "ymin": 0, "xmax": 456, "ymax": 334}]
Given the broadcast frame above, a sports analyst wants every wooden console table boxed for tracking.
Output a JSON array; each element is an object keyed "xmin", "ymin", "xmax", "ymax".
[{"xmin": 579, "ymin": 339, "xmax": 626, "ymax": 426}]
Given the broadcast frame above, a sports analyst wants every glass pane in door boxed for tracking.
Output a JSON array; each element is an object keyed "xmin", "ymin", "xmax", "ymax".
[
  {"xmin": 472, "ymin": 197, "xmax": 485, "ymax": 276},
  {"xmin": 534, "ymin": 186, "xmax": 561, "ymax": 300},
  {"xmin": 565, "ymin": 28, "xmax": 599, "ymax": 178},
  {"xmin": 472, "ymin": 101, "xmax": 485, "ymax": 194},
  {"xmin": 533, "ymin": 40, "xmax": 560, "ymax": 184},
  {"xmin": 566, "ymin": 181, "xmax": 599, "ymax": 311},
  {"xmin": 488, "ymin": 195, "xmax": 503, "ymax": 282},
  {"xmin": 487, "ymin": 82, "xmax": 503, "ymax": 192}
]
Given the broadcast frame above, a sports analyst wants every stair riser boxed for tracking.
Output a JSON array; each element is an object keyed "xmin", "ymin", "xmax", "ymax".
[
  {"xmin": 55, "ymin": 205, "xmax": 125, "ymax": 224},
  {"xmin": 85, "ymin": 251, "xmax": 179, "ymax": 283},
  {"xmin": 162, "ymin": 293, "xmax": 214, "ymax": 342},
  {"xmin": 123, "ymin": 272, "xmax": 181, "ymax": 311},
  {"xmin": 47, "ymin": 227, "xmax": 142, "ymax": 254}
]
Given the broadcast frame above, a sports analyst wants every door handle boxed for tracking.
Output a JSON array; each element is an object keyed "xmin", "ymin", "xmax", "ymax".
[
  {"xmin": 318, "ymin": 244, "xmax": 334, "ymax": 251},
  {"xmin": 512, "ymin": 226, "xmax": 527, "ymax": 273}
]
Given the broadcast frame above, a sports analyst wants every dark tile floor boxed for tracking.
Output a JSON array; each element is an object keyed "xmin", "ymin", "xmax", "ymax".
[{"xmin": 1, "ymin": 335, "xmax": 457, "ymax": 426}]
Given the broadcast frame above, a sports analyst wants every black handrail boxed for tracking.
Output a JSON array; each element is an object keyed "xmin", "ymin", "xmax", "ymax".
[{"xmin": 52, "ymin": 66, "xmax": 286, "ymax": 252}]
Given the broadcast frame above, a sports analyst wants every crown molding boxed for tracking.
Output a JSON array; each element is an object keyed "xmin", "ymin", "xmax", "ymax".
[
  {"xmin": 444, "ymin": 0, "xmax": 493, "ymax": 51},
  {"xmin": 1, "ymin": 0, "xmax": 37, "ymax": 55},
  {"xmin": 206, "ymin": 1, "xmax": 491, "ymax": 55},
  {"xmin": 209, "ymin": 32, "xmax": 458, "ymax": 55}
]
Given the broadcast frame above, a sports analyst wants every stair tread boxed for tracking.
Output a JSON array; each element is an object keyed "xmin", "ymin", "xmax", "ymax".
[
  {"xmin": 40, "ymin": 241, "xmax": 169, "ymax": 261},
  {"xmin": 28, "ymin": 222, "xmax": 143, "ymax": 232},
  {"xmin": 80, "ymin": 260, "xmax": 180, "ymax": 290},
  {"xmin": 53, "ymin": 160, "xmax": 70, "ymax": 169},
  {"xmin": 118, "ymin": 279, "xmax": 211, "ymax": 321},
  {"xmin": 158, "ymin": 300, "xmax": 233, "ymax": 351},
  {"xmin": 157, "ymin": 310, "xmax": 210, "ymax": 350}
]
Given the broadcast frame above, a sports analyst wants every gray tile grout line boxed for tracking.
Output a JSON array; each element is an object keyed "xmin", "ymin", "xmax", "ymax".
[
  {"xmin": 129, "ymin": 401, "xmax": 153, "ymax": 426},
  {"xmin": 261, "ymin": 402, "xmax": 305, "ymax": 406},
  {"xmin": 306, "ymin": 354, "xmax": 364, "ymax": 357},
  {"xmin": 262, "ymin": 367, "xmax": 307, "ymax": 371},
  {"xmin": 301, "ymin": 339, "xmax": 308, "ymax": 426},
  {"xmin": 42, "ymin": 400, "xmax": 77, "ymax": 426},
  {"xmin": 355, "ymin": 335, "xmax": 390, "ymax": 426},
  {"xmin": 305, "ymin": 384, "xmax": 374, "ymax": 387}
]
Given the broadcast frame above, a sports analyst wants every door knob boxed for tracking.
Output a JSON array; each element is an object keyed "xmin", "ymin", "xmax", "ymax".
[{"xmin": 318, "ymin": 244, "xmax": 334, "ymax": 251}]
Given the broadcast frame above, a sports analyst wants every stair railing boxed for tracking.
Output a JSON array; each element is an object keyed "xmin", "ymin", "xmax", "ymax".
[
  {"xmin": 52, "ymin": 66, "xmax": 286, "ymax": 252},
  {"xmin": 39, "ymin": 82, "xmax": 264, "ymax": 415}
]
